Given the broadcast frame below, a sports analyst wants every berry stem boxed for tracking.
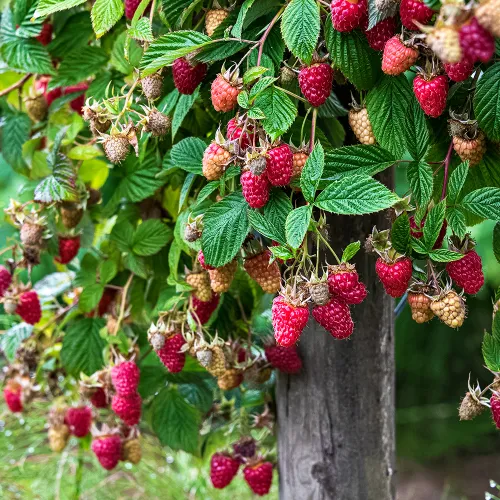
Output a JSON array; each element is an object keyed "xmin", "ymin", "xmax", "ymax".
[
  {"xmin": 114, "ymin": 78, "xmax": 140, "ymax": 126},
  {"xmin": 317, "ymin": 230, "xmax": 341, "ymax": 265},
  {"xmin": 309, "ymin": 108, "xmax": 317, "ymax": 153},
  {"xmin": 113, "ymin": 272, "xmax": 134, "ymax": 334},
  {"xmin": 440, "ymin": 140, "xmax": 454, "ymax": 201},
  {"xmin": 0, "ymin": 73, "xmax": 31, "ymax": 98},
  {"xmin": 274, "ymin": 85, "xmax": 308, "ymax": 103},
  {"xmin": 73, "ymin": 439, "xmax": 84, "ymax": 500},
  {"xmin": 257, "ymin": 5, "xmax": 285, "ymax": 66}
]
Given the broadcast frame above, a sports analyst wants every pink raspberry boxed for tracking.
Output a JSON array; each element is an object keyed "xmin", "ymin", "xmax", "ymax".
[
  {"xmin": 191, "ymin": 294, "xmax": 219, "ymax": 324},
  {"xmin": 327, "ymin": 265, "xmax": 367, "ymax": 304},
  {"xmin": 459, "ymin": 17, "xmax": 495, "ymax": 63},
  {"xmin": 210, "ymin": 453, "xmax": 240, "ymax": 489},
  {"xmin": 91, "ymin": 435, "xmax": 122, "ymax": 470},
  {"xmin": 375, "ymin": 257, "xmax": 413, "ymax": 298},
  {"xmin": 111, "ymin": 361, "xmax": 140, "ymax": 397},
  {"xmin": 400, "ymin": 0, "xmax": 434, "ymax": 31},
  {"xmin": 272, "ymin": 296, "xmax": 309, "ymax": 347},
  {"xmin": 264, "ymin": 343, "xmax": 302, "ymax": 374},
  {"xmin": 65, "ymin": 406, "xmax": 92, "ymax": 437},
  {"xmin": 413, "ymin": 74, "xmax": 448, "ymax": 118},
  {"xmin": 298, "ymin": 63, "xmax": 334, "ymax": 107},
  {"xmin": 157, "ymin": 333, "xmax": 186, "ymax": 372},
  {"xmin": 111, "ymin": 393, "xmax": 142, "ymax": 426},
  {"xmin": 172, "ymin": 57, "xmax": 207, "ymax": 95},
  {"xmin": 312, "ymin": 297, "xmax": 354, "ymax": 339},
  {"xmin": 444, "ymin": 57, "xmax": 475, "ymax": 82},
  {"xmin": 241, "ymin": 171, "xmax": 271, "ymax": 209},
  {"xmin": 446, "ymin": 249, "xmax": 484, "ymax": 295},
  {"xmin": 331, "ymin": 0, "xmax": 367, "ymax": 32},
  {"xmin": 266, "ymin": 144, "xmax": 293, "ymax": 186},
  {"xmin": 364, "ymin": 17, "xmax": 397, "ymax": 51}
]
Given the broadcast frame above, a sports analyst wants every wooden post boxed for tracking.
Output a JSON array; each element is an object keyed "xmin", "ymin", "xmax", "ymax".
[{"xmin": 276, "ymin": 171, "xmax": 396, "ymax": 500}]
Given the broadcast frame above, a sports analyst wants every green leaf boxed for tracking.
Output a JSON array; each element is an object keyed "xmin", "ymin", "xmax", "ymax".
[
  {"xmin": 281, "ymin": 0, "xmax": 320, "ymax": 65},
  {"xmin": 172, "ymin": 89, "xmax": 199, "ymax": 140},
  {"xmin": 314, "ymin": 174, "xmax": 399, "ymax": 214},
  {"xmin": 474, "ymin": 63, "xmax": 500, "ymax": 141},
  {"xmin": 285, "ymin": 205, "xmax": 312, "ymax": 249},
  {"xmin": 111, "ymin": 221, "xmax": 134, "ymax": 252},
  {"xmin": 407, "ymin": 161, "xmax": 433, "ymax": 207},
  {"xmin": 411, "ymin": 236, "xmax": 428, "ymax": 256},
  {"xmin": 269, "ymin": 244, "xmax": 294, "ymax": 262},
  {"xmin": 300, "ymin": 143, "xmax": 324, "ymax": 202},
  {"xmin": 494, "ymin": 222, "xmax": 500, "ymax": 264},
  {"xmin": 317, "ymin": 92, "xmax": 348, "ymax": 118},
  {"xmin": 404, "ymin": 98, "xmax": 429, "ymax": 161},
  {"xmin": 202, "ymin": 192, "xmax": 249, "ymax": 267},
  {"xmin": 366, "ymin": 75, "xmax": 413, "ymax": 157},
  {"xmin": 232, "ymin": 0, "xmax": 257, "ymax": 37},
  {"xmin": 447, "ymin": 162, "xmax": 469, "ymax": 205},
  {"xmin": 423, "ymin": 200, "xmax": 446, "ymax": 250},
  {"xmin": 428, "ymin": 249, "xmax": 464, "ymax": 263},
  {"xmin": 461, "ymin": 187, "xmax": 500, "ymax": 221},
  {"xmin": 323, "ymin": 145, "xmax": 395, "ymax": 180},
  {"xmin": 483, "ymin": 321, "xmax": 500, "ymax": 372},
  {"xmin": 91, "ymin": 0, "xmax": 123, "ymax": 38},
  {"xmin": 100, "ymin": 260, "xmax": 118, "ymax": 284},
  {"xmin": 325, "ymin": 23, "xmax": 382, "ymax": 90},
  {"xmin": 341, "ymin": 241, "xmax": 361, "ymax": 262},
  {"xmin": 151, "ymin": 387, "xmax": 201, "ymax": 454},
  {"xmin": 133, "ymin": 220, "xmax": 172, "ymax": 256},
  {"xmin": 446, "ymin": 207, "xmax": 467, "ymax": 239},
  {"xmin": 248, "ymin": 210, "xmax": 284, "ymax": 243},
  {"xmin": 61, "ymin": 318, "xmax": 105, "ymax": 376},
  {"xmin": 124, "ymin": 254, "xmax": 149, "ymax": 279},
  {"xmin": 34, "ymin": 0, "xmax": 87, "ymax": 18},
  {"xmin": 249, "ymin": 77, "xmax": 277, "ymax": 100},
  {"xmin": 2, "ymin": 111, "xmax": 31, "ymax": 174},
  {"xmin": 179, "ymin": 173, "xmax": 196, "ymax": 210},
  {"xmin": 128, "ymin": 17, "xmax": 154, "ymax": 42},
  {"xmin": 34, "ymin": 164, "xmax": 78, "ymax": 203},
  {"xmin": 264, "ymin": 189, "xmax": 292, "ymax": 241},
  {"xmin": 253, "ymin": 86, "xmax": 297, "ymax": 142},
  {"xmin": 243, "ymin": 66, "xmax": 269, "ymax": 85},
  {"xmin": 237, "ymin": 90, "xmax": 250, "ymax": 108},
  {"xmin": 178, "ymin": 381, "xmax": 213, "ymax": 413},
  {"xmin": 79, "ymin": 284, "xmax": 105, "ymax": 313},
  {"xmin": 0, "ymin": 323, "xmax": 33, "ymax": 362},
  {"xmin": 391, "ymin": 213, "xmax": 411, "ymax": 254},
  {"xmin": 67, "ymin": 145, "xmax": 102, "ymax": 161},
  {"xmin": 170, "ymin": 137, "xmax": 205, "ymax": 174}
]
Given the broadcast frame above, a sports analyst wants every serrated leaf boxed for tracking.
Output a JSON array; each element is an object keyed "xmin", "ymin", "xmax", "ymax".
[
  {"xmin": 48, "ymin": 12, "xmax": 93, "ymax": 58},
  {"xmin": 68, "ymin": 145, "xmax": 101, "ymax": 160},
  {"xmin": 447, "ymin": 162, "xmax": 469, "ymax": 205},
  {"xmin": 237, "ymin": 91, "xmax": 250, "ymax": 108},
  {"xmin": 314, "ymin": 174, "xmax": 399, "ymax": 214},
  {"xmin": 423, "ymin": 200, "xmax": 446, "ymax": 250},
  {"xmin": 247, "ymin": 106, "xmax": 266, "ymax": 119},
  {"xmin": 404, "ymin": 98, "xmax": 429, "ymax": 161},
  {"xmin": 367, "ymin": 0, "xmax": 398, "ymax": 28},
  {"xmin": 269, "ymin": 244, "xmax": 294, "ymax": 261},
  {"xmin": 34, "ymin": 0, "xmax": 86, "ymax": 18},
  {"xmin": 494, "ymin": 222, "xmax": 500, "ymax": 264},
  {"xmin": 128, "ymin": 17, "xmax": 154, "ymax": 42},
  {"xmin": 446, "ymin": 207, "xmax": 467, "ymax": 239},
  {"xmin": 34, "ymin": 167, "xmax": 78, "ymax": 203},
  {"xmin": 285, "ymin": 205, "xmax": 312, "ymax": 249},
  {"xmin": 179, "ymin": 173, "xmax": 196, "ymax": 210},
  {"xmin": 110, "ymin": 221, "xmax": 134, "ymax": 252},
  {"xmin": 341, "ymin": 241, "xmax": 361, "ymax": 262},
  {"xmin": 0, "ymin": 323, "xmax": 33, "ymax": 362},
  {"xmin": 79, "ymin": 283, "xmax": 105, "ymax": 312},
  {"xmin": 178, "ymin": 381, "xmax": 213, "ymax": 413},
  {"xmin": 474, "ymin": 63, "xmax": 500, "ymax": 141},
  {"xmin": 61, "ymin": 318, "xmax": 105, "ymax": 375},
  {"xmin": 300, "ymin": 143, "xmax": 324, "ymax": 202},
  {"xmin": 411, "ymin": 236, "xmax": 428, "ymax": 255},
  {"xmin": 249, "ymin": 77, "xmax": 278, "ymax": 100},
  {"xmin": 281, "ymin": 0, "xmax": 320, "ymax": 65},
  {"xmin": 483, "ymin": 324, "xmax": 500, "ymax": 372},
  {"xmin": 317, "ymin": 91, "xmax": 348, "ymax": 118},
  {"xmin": 243, "ymin": 66, "xmax": 268, "ymax": 85},
  {"xmin": 100, "ymin": 260, "xmax": 118, "ymax": 284},
  {"xmin": 91, "ymin": 0, "xmax": 123, "ymax": 38},
  {"xmin": 428, "ymin": 249, "xmax": 463, "ymax": 263},
  {"xmin": 1, "ymin": 111, "xmax": 31, "ymax": 174},
  {"xmin": 407, "ymin": 161, "xmax": 433, "ymax": 207},
  {"xmin": 232, "ymin": 0, "xmax": 257, "ymax": 37},
  {"xmin": 133, "ymin": 220, "xmax": 172, "ymax": 256},
  {"xmin": 124, "ymin": 254, "xmax": 149, "ymax": 279},
  {"xmin": 264, "ymin": 189, "xmax": 292, "ymax": 241},
  {"xmin": 366, "ymin": 75, "xmax": 413, "ymax": 157},
  {"xmin": 461, "ymin": 187, "xmax": 500, "ymax": 221},
  {"xmin": 391, "ymin": 213, "xmax": 411, "ymax": 254},
  {"xmin": 172, "ymin": 90, "xmax": 199, "ymax": 140},
  {"xmin": 202, "ymin": 192, "xmax": 249, "ymax": 267},
  {"xmin": 34, "ymin": 272, "xmax": 75, "ymax": 298},
  {"xmin": 170, "ymin": 137, "xmax": 205, "ymax": 174},
  {"xmin": 248, "ymin": 210, "xmax": 284, "ymax": 243}
]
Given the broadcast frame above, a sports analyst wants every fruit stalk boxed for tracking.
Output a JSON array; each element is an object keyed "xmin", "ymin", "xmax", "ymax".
[
  {"xmin": 440, "ymin": 140, "xmax": 454, "ymax": 201},
  {"xmin": 257, "ymin": 5, "xmax": 286, "ymax": 66}
]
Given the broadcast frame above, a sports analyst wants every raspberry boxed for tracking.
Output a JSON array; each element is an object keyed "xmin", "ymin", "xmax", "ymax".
[
  {"xmin": 241, "ymin": 171, "xmax": 271, "ymax": 209},
  {"xmin": 102, "ymin": 134, "xmax": 130, "ymax": 164},
  {"xmin": 446, "ymin": 250, "xmax": 484, "ymax": 295},
  {"xmin": 475, "ymin": 0, "xmax": 500, "ymax": 38},
  {"xmin": 205, "ymin": 345, "xmax": 226, "ymax": 377},
  {"xmin": 36, "ymin": 22, "xmax": 53, "ymax": 45},
  {"xmin": 111, "ymin": 361, "xmax": 140, "ymax": 397},
  {"xmin": 272, "ymin": 296, "xmax": 309, "ymax": 347},
  {"xmin": 208, "ymin": 260, "xmax": 238, "ymax": 293},
  {"xmin": 400, "ymin": 0, "xmax": 434, "ymax": 31},
  {"xmin": 121, "ymin": 438, "xmax": 142, "ymax": 464},
  {"xmin": 56, "ymin": 235, "xmax": 80, "ymax": 264},
  {"xmin": 157, "ymin": 333, "xmax": 186, "ymax": 373},
  {"xmin": 125, "ymin": 0, "xmax": 147, "ymax": 19},
  {"xmin": 444, "ymin": 57, "xmax": 474, "ymax": 82},
  {"xmin": 97, "ymin": 289, "xmax": 116, "ymax": 316},
  {"xmin": 265, "ymin": 343, "xmax": 302, "ymax": 373},
  {"xmin": 20, "ymin": 221, "xmax": 44, "ymax": 246},
  {"xmin": 91, "ymin": 435, "xmax": 122, "ymax": 470},
  {"xmin": 308, "ymin": 281, "xmax": 330, "ymax": 305},
  {"xmin": 0, "ymin": 265, "xmax": 12, "ymax": 297},
  {"xmin": 292, "ymin": 150, "xmax": 308, "ymax": 180},
  {"xmin": 312, "ymin": 297, "xmax": 354, "ymax": 339},
  {"xmin": 375, "ymin": 257, "xmax": 413, "ymax": 298},
  {"xmin": 3, "ymin": 381, "xmax": 23, "ymax": 412},
  {"xmin": 459, "ymin": 392, "xmax": 485, "ymax": 421},
  {"xmin": 244, "ymin": 250, "xmax": 281, "ymax": 293},
  {"xmin": 452, "ymin": 131, "xmax": 486, "ymax": 167},
  {"xmin": 90, "ymin": 387, "xmax": 108, "ymax": 408},
  {"xmin": 364, "ymin": 17, "xmax": 396, "ymax": 51},
  {"xmin": 186, "ymin": 271, "xmax": 212, "ymax": 301},
  {"xmin": 172, "ymin": 57, "xmax": 207, "ymax": 95},
  {"xmin": 409, "ymin": 216, "xmax": 447, "ymax": 248},
  {"xmin": 111, "ymin": 393, "xmax": 142, "ymax": 426},
  {"xmin": 233, "ymin": 437, "xmax": 256, "ymax": 459},
  {"xmin": 35, "ymin": 77, "xmax": 62, "ymax": 107},
  {"xmin": 16, "ymin": 291, "xmax": 42, "ymax": 325},
  {"xmin": 459, "ymin": 17, "xmax": 495, "ymax": 63},
  {"xmin": 65, "ymin": 406, "xmax": 92, "ymax": 437},
  {"xmin": 266, "ymin": 143, "xmax": 293, "ymax": 186},
  {"xmin": 382, "ymin": 36, "xmax": 419, "ymax": 75},
  {"xmin": 430, "ymin": 290, "xmax": 466, "ymax": 328},
  {"xmin": 330, "ymin": 0, "xmax": 367, "ymax": 32},
  {"xmin": 210, "ymin": 453, "xmax": 240, "ymax": 489},
  {"xmin": 191, "ymin": 294, "xmax": 219, "ymax": 324},
  {"xmin": 413, "ymin": 74, "xmax": 448, "ymax": 118},
  {"xmin": 60, "ymin": 202, "xmax": 83, "ymax": 229},
  {"xmin": 243, "ymin": 461, "xmax": 273, "ymax": 496},
  {"xmin": 48, "ymin": 425, "xmax": 70, "ymax": 452},
  {"xmin": 145, "ymin": 109, "xmax": 171, "ymax": 136},
  {"xmin": 141, "ymin": 73, "xmax": 163, "ymax": 101},
  {"xmin": 217, "ymin": 368, "xmax": 244, "ymax": 390},
  {"xmin": 426, "ymin": 26, "xmax": 461, "ymax": 64},
  {"xmin": 64, "ymin": 83, "xmax": 88, "ymax": 115},
  {"xmin": 197, "ymin": 250, "xmax": 214, "ymax": 271},
  {"xmin": 348, "ymin": 106, "xmax": 375, "ymax": 145},
  {"xmin": 327, "ymin": 264, "xmax": 367, "ymax": 304},
  {"xmin": 25, "ymin": 95, "xmax": 48, "ymax": 122},
  {"xmin": 491, "ymin": 394, "xmax": 500, "ymax": 428},
  {"xmin": 202, "ymin": 142, "xmax": 231, "ymax": 181},
  {"xmin": 407, "ymin": 292, "xmax": 434, "ymax": 323},
  {"xmin": 298, "ymin": 63, "xmax": 334, "ymax": 107},
  {"xmin": 206, "ymin": 9, "xmax": 229, "ymax": 37},
  {"xmin": 227, "ymin": 117, "xmax": 254, "ymax": 149},
  {"xmin": 211, "ymin": 74, "xmax": 241, "ymax": 112}
]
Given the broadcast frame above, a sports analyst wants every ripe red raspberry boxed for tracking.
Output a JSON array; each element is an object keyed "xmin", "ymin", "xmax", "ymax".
[
  {"xmin": 36, "ymin": 22, "xmax": 52, "ymax": 46},
  {"xmin": 241, "ymin": 171, "xmax": 271, "ymax": 209},
  {"xmin": 111, "ymin": 393, "xmax": 142, "ymax": 426},
  {"xmin": 211, "ymin": 74, "xmax": 241, "ymax": 112},
  {"xmin": 266, "ymin": 144, "xmax": 293, "ymax": 186},
  {"xmin": 364, "ymin": 17, "xmax": 397, "ymax": 51},
  {"xmin": 172, "ymin": 57, "xmax": 208, "ymax": 95},
  {"xmin": 459, "ymin": 17, "xmax": 495, "ymax": 63},
  {"xmin": 0, "ymin": 265, "xmax": 12, "ymax": 297},
  {"xmin": 91, "ymin": 435, "xmax": 122, "ymax": 470},
  {"xmin": 97, "ymin": 289, "xmax": 116, "ymax": 316},
  {"xmin": 3, "ymin": 381, "xmax": 23, "ymax": 412},
  {"xmin": 413, "ymin": 74, "xmax": 448, "ymax": 118},
  {"xmin": 90, "ymin": 387, "xmax": 107, "ymax": 408},
  {"xmin": 210, "ymin": 453, "xmax": 240, "ymax": 489},
  {"xmin": 491, "ymin": 394, "xmax": 500, "ymax": 429},
  {"xmin": 35, "ymin": 77, "xmax": 62, "ymax": 107},
  {"xmin": 298, "ymin": 63, "xmax": 334, "ymax": 107},
  {"xmin": 111, "ymin": 361, "xmax": 140, "ymax": 397},
  {"xmin": 227, "ymin": 117, "xmax": 254, "ymax": 149},
  {"xmin": 382, "ymin": 36, "xmax": 419, "ymax": 75},
  {"xmin": 444, "ymin": 57, "xmax": 474, "ymax": 82},
  {"xmin": 409, "ymin": 216, "xmax": 447, "ymax": 248},
  {"xmin": 65, "ymin": 406, "xmax": 92, "ymax": 437},
  {"xmin": 272, "ymin": 296, "xmax": 309, "ymax": 347},
  {"xmin": 243, "ymin": 461, "xmax": 273, "ymax": 496},
  {"xmin": 198, "ymin": 250, "xmax": 214, "ymax": 270},
  {"xmin": 330, "ymin": 0, "xmax": 367, "ymax": 32},
  {"xmin": 125, "ymin": 0, "xmax": 148, "ymax": 19},
  {"xmin": 16, "ymin": 290, "xmax": 42, "ymax": 325},
  {"xmin": 64, "ymin": 83, "xmax": 88, "ymax": 115},
  {"xmin": 400, "ymin": 0, "xmax": 434, "ymax": 31},
  {"xmin": 375, "ymin": 257, "xmax": 413, "ymax": 297},
  {"xmin": 56, "ymin": 235, "xmax": 80, "ymax": 264},
  {"xmin": 157, "ymin": 333, "xmax": 186, "ymax": 372},
  {"xmin": 327, "ymin": 264, "xmax": 367, "ymax": 304},
  {"xmin": 446, "ymin": 250, "xmax": 484, "ymax": 295},
  {"xmin": 191, "ymin": 294, "xmax": 219, "ymax": 324},
  {"xmin": 265, "ymin": 344, "xmax": 302, "ymax": 374},
  {"xmin": 312, "ymin": 297, "xmax": 354, "ymax": 339}
]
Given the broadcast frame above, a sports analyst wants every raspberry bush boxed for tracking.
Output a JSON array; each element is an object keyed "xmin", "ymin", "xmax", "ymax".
[{"xmin": 0, "ymin": 0, "xmax": 499, "ymax": 496}]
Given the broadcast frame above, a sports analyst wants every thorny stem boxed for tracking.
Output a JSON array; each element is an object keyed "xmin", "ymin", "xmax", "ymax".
[
  {"xmin": 315, "ymin": 233, "xmax": 320, "ymax": 275},
  {"xmin": 0, "ymin": 74, "xmax": 31, "ymax": 98},
  {"xmin": 37, "ymin": 304, "xmax": 74, "ymax": 334},
  {"xmin": 114, "ymin": 79, "xmax": 140, "ymax": 125},
  {"xmin": 300, "ymin": 106, "xmax": 312, "ymax": 144},
  {"xmin": 479, "ymin": 379, "xmax": 498, "ymax": 398},
  {"xmin": 317, "ymin": 230, "xmax": 341, "ymax": 265},
  {"xmin": 113, "ymin": 273, "xmax": 134, "ymax": 334},
  {"xmin": 440, "ymin": 140, "xmax": 454, "ymax": 201},
  {"xmin": 427, "ymin": 259, "xmax": 439, "ymax": 288},
  {"xmin": 309, "ymin": 108, "xmax": 317, "ymax": 153},
  {"xmin": 257, "ymin": 6, "xmax": 285, "ymax": 66}
]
